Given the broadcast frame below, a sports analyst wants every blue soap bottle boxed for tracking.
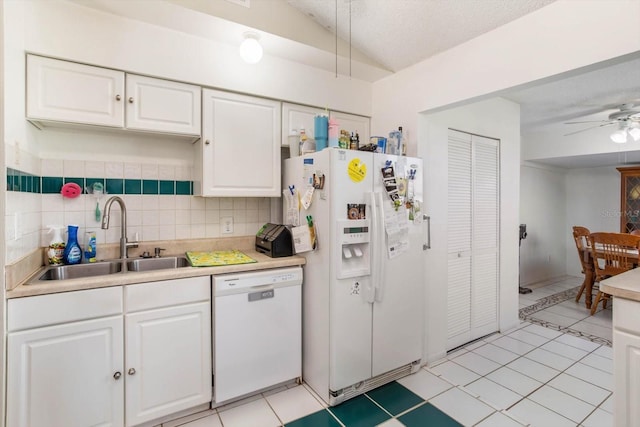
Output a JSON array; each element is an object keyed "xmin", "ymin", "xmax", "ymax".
[{"xmin": 63, "ymin": 225, "xmax": 82, "ymax": 265}]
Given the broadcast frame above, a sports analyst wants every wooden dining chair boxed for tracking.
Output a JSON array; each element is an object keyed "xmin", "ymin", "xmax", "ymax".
[
  {"xmin": 572, "ymin": 226, "xmax": 592, "ymax": 304},
  {"xmin": 588, "ymin": 232, "xmax": 640, "ymax": 315}
]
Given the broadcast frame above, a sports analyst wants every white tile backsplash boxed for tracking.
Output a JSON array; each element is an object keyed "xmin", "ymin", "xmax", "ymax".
[
  {"xmin": 141, "ymin": 163, "xmax": 158, "ymax": 179},
  {"xmin": 63, "ymin": 159, "xmax": 85, "ymax": 177},
  {"xmin": 105, "ymin": 161, "xmax": 124, "ymax": 178},
  {"xmin": 6, "ymin": 159, "xmax": 274, "ymax": 263},
  {"xmin": 123, "ymin": 162, "xmax": 142, "ymax": 179}
]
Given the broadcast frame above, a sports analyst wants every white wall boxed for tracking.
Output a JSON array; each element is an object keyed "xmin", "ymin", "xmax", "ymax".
[
  {"xmin": 519, "ymin": 163, "xmax": 567, "ymax": 286},
  {"xmin": 418, "ymin": 97, "xmax": 520, "ymax": 363},
  {"xmin": 564, "ymin": 166, "xmax": 621, "ymax": 276},
  {"xmin": 0, "ymin": 1, "xmax": 6, "ymax": 425},
  {"xmin": 371, "ymin": 0, "xmax": 640, "ymax": 154}
]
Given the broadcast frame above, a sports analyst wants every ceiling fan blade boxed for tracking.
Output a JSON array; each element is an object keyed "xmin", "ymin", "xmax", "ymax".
[
  {"xmin": 564, "ymin": 121, "xmax": 618, "ymax": 136},
  {"xmin": 564, "ymin": 120, "xmax": 612, "ymax": 125}
]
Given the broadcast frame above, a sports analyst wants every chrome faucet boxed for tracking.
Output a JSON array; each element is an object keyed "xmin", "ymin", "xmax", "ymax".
[{"xmin": 101, "ymin": 196, "xmax": 138, "ymax": 259}]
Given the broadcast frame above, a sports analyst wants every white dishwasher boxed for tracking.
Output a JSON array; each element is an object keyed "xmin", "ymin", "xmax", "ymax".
[{"xmin": 213, "ymin": 266, "xmax": 302, "ymax": 403}]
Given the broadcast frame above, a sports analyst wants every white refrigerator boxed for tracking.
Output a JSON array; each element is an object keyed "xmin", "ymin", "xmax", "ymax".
[{"xmin": 283, "ymin": 148, "xmax": 426, "ymax": 406}]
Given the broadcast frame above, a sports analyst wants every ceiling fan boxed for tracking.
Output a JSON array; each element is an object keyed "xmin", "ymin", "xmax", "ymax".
[{"xmin": 565, "ymin": 103, "xmax": 640, "ymax": 142}]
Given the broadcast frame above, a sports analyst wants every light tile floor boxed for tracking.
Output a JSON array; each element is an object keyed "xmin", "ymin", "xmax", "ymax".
[{"xmin": 166, "ymin": 275, "xmax": 613, "ymax": 427}]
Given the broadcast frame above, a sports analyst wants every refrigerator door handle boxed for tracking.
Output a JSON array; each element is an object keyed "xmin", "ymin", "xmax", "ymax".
[
  {"xmin": 374, "ymin": 192, "xmax": 385, "ymax": 302},
  {"xmin": 423, "ymin": 215, "xmax": 431, "ymax": 250},
  {"xmin": 367, "ymin": 191, "xmax": 379, "ymax": 304}
]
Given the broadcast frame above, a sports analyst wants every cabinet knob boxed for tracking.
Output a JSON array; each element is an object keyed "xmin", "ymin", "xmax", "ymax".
[
  {"xmin": 205, "ymin": 140, "xmax": 211, "ymax": 145},
  {"xmin": 113, "ymin": 371, "xmax": 122, "ymax": 380},
  {"xmin": 115, "ymin": 95, "xmax": 121, "ymax": 101},
  {"xmin": 128, "ymin": 368, "xmax": 136, "ymax": 375},
  {"xmin": 128, "ymin": 97, "xmax": 134, "ymax": 104}
]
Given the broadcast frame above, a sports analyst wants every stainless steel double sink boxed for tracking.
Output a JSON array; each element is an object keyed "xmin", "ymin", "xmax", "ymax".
[{"xmin": 34, "ymin": 256, "xmax": 191, "ymax": 283}]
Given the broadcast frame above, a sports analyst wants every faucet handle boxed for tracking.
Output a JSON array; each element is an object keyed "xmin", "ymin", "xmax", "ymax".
[{"xmin": 154, "ymin": 247, "xmax": 166, "ymax": 258}]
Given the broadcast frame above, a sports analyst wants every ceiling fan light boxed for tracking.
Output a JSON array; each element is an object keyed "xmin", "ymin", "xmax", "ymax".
[
  {"xmin": 611, "ymin": 129, "xmax": 628, "ymax": 143},
  {"xmin": 629, "ymin": 127, "xmax": 640, "ymax": 142}
]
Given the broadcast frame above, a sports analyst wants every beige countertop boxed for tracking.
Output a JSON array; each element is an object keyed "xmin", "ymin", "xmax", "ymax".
[
  {"xmin": 7, "ymin": 237, "xmax": 305, "ymax": 299},
  {"xmin": 601, "ymin": 268, "xmax": 640, "ymax": 303}
]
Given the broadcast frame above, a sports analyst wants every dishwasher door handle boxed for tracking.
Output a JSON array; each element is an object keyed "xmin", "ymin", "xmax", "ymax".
[{"xmin": 248, "ymin": 287, "xmax": 275, "ymax": 302}]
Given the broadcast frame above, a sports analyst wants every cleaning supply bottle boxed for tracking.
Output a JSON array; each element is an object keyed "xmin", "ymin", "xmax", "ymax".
[
  {"xmin": 84, "ymin": 231, "xmax": 97, "ymax": 263},
  {"xmin": 47, "ymin": 226, "xmax": 66, "ymax": 265},
  {"xmin": 63, "ymin": 225, "xmax": 82, "ymax": 265}
]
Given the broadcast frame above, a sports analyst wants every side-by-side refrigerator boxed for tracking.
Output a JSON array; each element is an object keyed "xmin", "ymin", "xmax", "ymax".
[{"xmin": 283, "ymin": 148, "xmax": 426, "ymax": 406}]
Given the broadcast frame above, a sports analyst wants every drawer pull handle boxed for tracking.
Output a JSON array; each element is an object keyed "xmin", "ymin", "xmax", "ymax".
[
  {"xmin": 113, "ymin": 371, "xmax": 122, "ymax": 380},
  {"xmin": 128, "ymin": 368, "xmax": 136, "ymax": 375}
]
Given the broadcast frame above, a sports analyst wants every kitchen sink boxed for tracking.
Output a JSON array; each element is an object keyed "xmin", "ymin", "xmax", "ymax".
[
  {"xmin": 37, "ymin": 260, "xmax": 124, "ymax": 281},
  {"xmin": 126, "ymin": 256, "xmax": 191, "ymax": 272}
]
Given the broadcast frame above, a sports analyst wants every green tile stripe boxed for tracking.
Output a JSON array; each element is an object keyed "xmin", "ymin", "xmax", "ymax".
[{"xmin": 6, "ymin": 168, "xmax": 193, "ymax": 195}]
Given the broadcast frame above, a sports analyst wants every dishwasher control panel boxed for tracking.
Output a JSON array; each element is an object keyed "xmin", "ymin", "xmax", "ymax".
[{"xmin": 213, "ymin": 266, "xmax": 303, "ymax": 296}]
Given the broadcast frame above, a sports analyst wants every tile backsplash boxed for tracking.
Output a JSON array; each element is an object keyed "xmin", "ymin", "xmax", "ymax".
[{"xmin": 5, "ymin": 158, "xmax": 272, "ymax": 264}]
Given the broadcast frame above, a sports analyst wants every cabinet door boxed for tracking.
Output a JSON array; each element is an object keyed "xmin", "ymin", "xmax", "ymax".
[
  {"xmin": 26, "ymin": 55, "xmax": 125, "ymax": 127},
  {"xmin": 125, "ymin": 302, "xmax": 211, "ymax": 426},
  {"xmin": 282, "ymin": 103, "xmax": 325, "ymax": 146},
  {"xmin": 197, "ymin": 89, "xmax": 281, "ymax": 197},
  {"xmin": 329, "ymin": 111, "xmax": 370, "ymax": 146},
  {"xmin": 125, "ymin": 74, "xmax": 201, "ymax": 135},
  {"xmin": 7, "ymin": 316, "xmax": 124, "ymax": 427}
]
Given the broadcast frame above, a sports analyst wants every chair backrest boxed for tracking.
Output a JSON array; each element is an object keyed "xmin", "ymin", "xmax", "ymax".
[
  {"xmin": 572, "ymin": 226, "xmax": 592, "ymax": 272},
  {"xmin": 588, "ymin": 232, "xmax": 640, "ymax": 281},
  {"xmin": 630, "ymin": 230, "xmax": 640, "ymax": 236}
]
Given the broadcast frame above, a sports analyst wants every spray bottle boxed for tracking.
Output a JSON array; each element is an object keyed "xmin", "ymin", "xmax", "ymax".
[
  {"xmin": 47, "ymin": 226, "xmax": 66, "ymax": 265},
  {"xmin": 63, "ymin": 225, "xmax": 82, "ymax": 265}
]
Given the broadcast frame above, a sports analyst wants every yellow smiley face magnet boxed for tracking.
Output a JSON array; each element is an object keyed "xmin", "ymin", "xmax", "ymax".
[{"xmin": 348, "ymin": 158, "xmax": 367, "ymax": 182}]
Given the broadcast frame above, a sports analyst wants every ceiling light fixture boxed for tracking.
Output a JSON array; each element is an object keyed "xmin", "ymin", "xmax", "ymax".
[
  {"xmin": 239, "ymin": 32, "xmax": 263, "ymax": 64},
  {"xmin": 609, "ymin": 122, "xmax": 640, "ymax": 143}
]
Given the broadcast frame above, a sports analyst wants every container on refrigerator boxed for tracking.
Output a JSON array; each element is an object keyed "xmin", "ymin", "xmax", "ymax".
[{"xmin": 283, "ymin": 149, "xmax": 426, "ymax": 406}]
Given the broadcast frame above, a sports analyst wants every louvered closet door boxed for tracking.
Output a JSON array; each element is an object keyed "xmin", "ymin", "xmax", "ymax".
[
  {"xmin": 447, "ymin": 130, "xmax": 472, "ymax": 346},
  {"xmin": 471, "ymin": 136, "xmax": 499, "ymax": 339},
  {"xmin": 446, "ymin": 130, "xmax": 499, "ymax": 350}
]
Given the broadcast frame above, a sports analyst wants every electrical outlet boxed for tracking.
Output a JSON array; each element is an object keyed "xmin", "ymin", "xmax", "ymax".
[{"xmin": 221, "ymin": 217, "xmax": 234, "ymax": 234}]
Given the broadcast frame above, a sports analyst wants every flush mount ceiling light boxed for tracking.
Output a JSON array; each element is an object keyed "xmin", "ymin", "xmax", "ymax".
[
  {"xmin": 610, "ymin": 121, "xmax": 640, "ymax": 143},
  {"xmin": 239, "ymin": 32, "xmax": 263, "ymax": 64}
]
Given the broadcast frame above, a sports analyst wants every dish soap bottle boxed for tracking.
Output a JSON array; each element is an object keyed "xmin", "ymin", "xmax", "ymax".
[
  {"xmin": 63, "ymin": 225, "xmax": 82, "ymax": 265},
  {"xmin": 47, "ymin": 225, "xmax": 66, "ymax": 265},
  {"xmin": 84, "ymin": 231, "xmax": 97, "ymax": 263}
]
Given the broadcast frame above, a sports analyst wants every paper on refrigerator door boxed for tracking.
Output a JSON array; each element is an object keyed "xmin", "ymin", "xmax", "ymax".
[{"xmin": 383, "ymin": 201, "xmax": 410, "ymax": 259}]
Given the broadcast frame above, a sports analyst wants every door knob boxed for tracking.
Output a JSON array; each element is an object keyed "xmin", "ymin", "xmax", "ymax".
[
  {"xmin": 128, "ymin": 368, "xmax": 136, "ymax": 375},
  {"xmin": 115, "ymin": 95, "xmax": 121, "ymax": 101},
  {"xmin": 113, "ymin": 371, "xmax": 122, "ymax": 380},
  {"xmin": 128, "ymin": 97, "xmax": 134, "ymax": 103}
]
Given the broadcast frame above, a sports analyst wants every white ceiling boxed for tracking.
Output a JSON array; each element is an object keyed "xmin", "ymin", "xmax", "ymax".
[
  {"xmin": 286, "ymin": 0, "xmax": 555, "ymax": 72},
  {"xmin": 78, "ymin": 0, "xmax": 640, "ymax": 169}
]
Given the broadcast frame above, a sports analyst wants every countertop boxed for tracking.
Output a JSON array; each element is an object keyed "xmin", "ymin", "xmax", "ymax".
[
  {"xmin": 8, "ymin": 249, "xmax": 305, "ymax": 299},
  {"xmin": 600, "ymin": 268, "xmax": 640, "ymax": 303}
]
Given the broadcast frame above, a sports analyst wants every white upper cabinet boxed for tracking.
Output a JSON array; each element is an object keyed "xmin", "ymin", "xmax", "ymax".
[
  {"xmin": 27, "ymin": 55, "xmax": 125, "ymax": 127},
  {"xmin": 330, "ymin": 111, "xmax": 371, "ymax": 146},
  {"xmin": 196, "ymin": 89, "xmax": 281, "ymax": 197},
  {"xmin": 27, "ymin": 55, "xmax": 201, "ymax": 137},
  {"xmin": 125, "ymin": 74, "xmax": 201, "ymax": 136},
  {"xmin": 282, "ymin": 103, "xmax": 325, "ymax": 146}
]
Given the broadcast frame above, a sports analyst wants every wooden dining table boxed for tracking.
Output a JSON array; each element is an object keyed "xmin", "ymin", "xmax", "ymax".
[{"xmin": 579, "ymin": 247, "xmax": 640, "ymax": 309}]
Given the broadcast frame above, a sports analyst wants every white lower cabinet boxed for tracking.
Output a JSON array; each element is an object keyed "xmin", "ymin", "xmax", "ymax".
[
  {"xmin": 125, "ymin": 301, "xmax": 211, "ymax": 426},
  {"xmin": 7, "ymin": 316, "xmax": 124, "ymax": 427},
  {"xmin": 613, "ymin": 297, "xmax": 640, "ymax": 427},
  {"xmin": 7, "ymin": 278, "xmax": 211, "ymax": 427}
]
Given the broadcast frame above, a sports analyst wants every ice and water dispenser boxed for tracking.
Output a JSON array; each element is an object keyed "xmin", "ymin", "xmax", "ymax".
[{"xmin": 336, "ymin": 219, "xmax": 370, "ymax": 279}]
